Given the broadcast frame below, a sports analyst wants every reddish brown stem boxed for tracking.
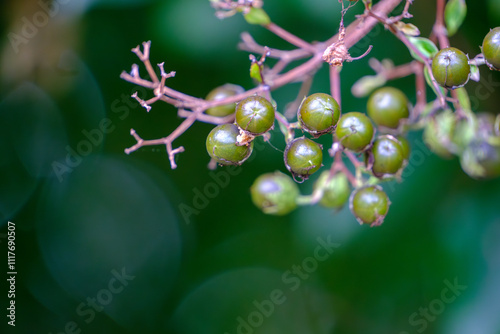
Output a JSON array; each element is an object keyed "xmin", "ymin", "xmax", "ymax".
[
  {"xmin": 330, "ymin": 66, "xmax": 342, "ymax": 106},
  {"xmin": 121, "ymin": 0, "xmax": 405, "ymax": 168},
  {"xmin": 433, "ymin": 0, "xmax": 450, "ymax": 49}
]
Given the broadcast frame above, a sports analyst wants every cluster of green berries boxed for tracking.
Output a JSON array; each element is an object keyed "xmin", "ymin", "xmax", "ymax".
[
  {"xmin": 204, "ymin": 84, "xmax": 414, "ymax": 227},
  {"xmin": 424, "ymin": 28, "xmax": 500, "ymax": 179},
  {"xmin": 206, "ymin": 90, "xmax": 275, "ymax": 165},
  {"xmin": 202, "ymin": 27, "xmax": 500, "ymax": 227}
]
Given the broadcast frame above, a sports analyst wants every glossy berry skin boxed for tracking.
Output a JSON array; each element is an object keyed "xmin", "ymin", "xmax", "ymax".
[
  {"xmin": 460, "ymin": 140, "xmax": 500, "ymax": 179},
  {"xmin": 397, "ymin": 136, "xmax": 411, "ymax": 161},
  {"xmin": 369, "ymin": 135, "xmax": 405, "ymax": 177},
  {"xmin": 482, "ymin": 27, "xmax": 500, "ymax": 71},
  {"xmin": 431, "ymin": 47, "xmax": 470, "ymax": 89},
  {"xmin": 367, "ymin": 87, "xmax": 409, "ymax": 129},
  {"xmin": 206, "ymin": 124, "xmax": 253, "ymax": 165},
  {"xmin": 314, "ymin": 171, "xmax": 350, "ymax": 209},
  {"xmin": 298, "ymin": 93, "xmax": 340, "ymax": 137},
  {"xmin": 284, "ymin": 137, "xmax": 323, "ymax": 180},
  {"xmin": 235, "ymin": 95, "xmax": 275, "ymax": 135},
  {"xmin": 349, "ymin": 185, "xmax": 390, "ymax": 227},
  {"xmin": 205, "ymin": 84, "xmax": 245, "ymax": 117},
  {"xmin": 335, "ymin": 112, "xmax": 375, "ymax": 152},
  {"xmin": 250, "ymin": 172, "xmax": 299, "ymax": 215}
]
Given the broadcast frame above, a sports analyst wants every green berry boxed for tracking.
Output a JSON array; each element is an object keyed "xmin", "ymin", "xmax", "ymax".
[
  {"xmin": 476, "ymin": 112, "xmax": 499, "ymax": 136},
  {"xmin": 460, "ymin": 140, "xmax": 500, "ymax": 179},
  {"xmin": 298, "ymin": 93, "xmax": 340, "ymax": 137},
  {"xmin": 205, "ymin": 84, "xmax": 244, "ymax": 117},
  {"xmin": 367, "ymin": 87, "xmax": 409, "ymax": 129},
  {"xmin": 397, "ymin": 136, "xmax": 411, "ymax": 161},
  {"xmin": 284, "ymin": 137, "xmax": 323, "ymax": 180},
  {"xmin": 235, "ymin": 95, "xmax": 275, "ymax": 135},
  {"xmin": 250, "ymin": 172, "xmax": 299, "ymax": 215},
  {"xmin": 349, "ymin": 185, "xmax": 390, "ymax": 226},
  {"xmin": 482, "ymin": 27, "xmax": 500, "ymax": 71},
  {"xmin": 313, "ymin": 171, "xmax": 350, "ymax": 209},
  {"xmin": 206, "ymin": 124, "xmax": 253, "ymax": 165},
  {"xmin": 335, "ymin": 112, "xmax": 375, "ymax": 152},
  {"xmin": 423, "ymin": 110, "xmax": 456, "ymax": 158},
  {"xmin": 431, "ymin": 47, "xmax": 470, "ymax": 89},
  {"xmin": 368, "ymin": 135, "xmax": 405, "ymax": 177}
]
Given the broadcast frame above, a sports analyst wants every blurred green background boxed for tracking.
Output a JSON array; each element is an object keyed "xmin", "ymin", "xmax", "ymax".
[{"xmin": 1, "ymin": 0, "xmax": 500, "ymax": 333}]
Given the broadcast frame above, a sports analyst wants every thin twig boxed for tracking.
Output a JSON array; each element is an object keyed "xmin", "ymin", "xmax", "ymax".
[
  {"xmin": 265, "ymin": 22, "xmax": 317, "ymax": 53},
  {"xmin": 363, "ymin": 5, "xmax": 447, "ymax": 107},
  {"xmin": 432, "ymin": 0, "xmax": 450, "ymax": 49},
  {"xmin": 330, "ymin": 66, "xmax": 342, "ymax": 106},
  {"xmin": 121, "ymin": 0, "xmax": 405, "ymax": 168}
]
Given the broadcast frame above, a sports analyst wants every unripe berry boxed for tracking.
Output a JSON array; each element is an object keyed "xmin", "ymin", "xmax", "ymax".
[
  {"xmin": 423, "ymin": 110, "xmax": 456, "ymax": 159},
  {"xmin": 205, "ymin": 84, "xmax": 245, "ymax": 117},
  {"xmin": 313, "ymin": 171, "xmax": 350, "ymax": 209},
  {"xmin": 397, "ymin": 136, "xmax": 411, "ymax": 162},
  {"xmin": 235, "ymin": 95, "xmax": 275, "ymax": 135},
  {"xmin": 298, "ymin": 93, "xmax": 340, "ymax": 137},
  {"xmin": 349, "ymin": 185, "xmax": 390, "ymax": 227},
  {"xmin": 367, "ymin": 87, "xmax": 409, "ymax": 129},
  {"xmin": 431, "ymin": 47, "xmax": 470, "ymax": 89},
  {"xmin": 460, "ymin": 140, "xmax": 500, "ymax": 179},
  {"xmin": 284, "ymin": 137, "xmax": 323, "ymax": 180},
  {"xmin": 335, "ymin": 112, "xmax": 375, "ymax": 152},
  {"xmin": 482, "ymin": 27, "xmax": 500, "ymax": 71},
  {"xmin": 368, "ymin": 135, "xmax": 405, "ymax": 178},
  {"xmin": 250, "ymin": 172, "xmax": 299, "ymax": 215},
  {"xmin": 206, "ymin": 124, "xmax": 253, "ymax": 165}
]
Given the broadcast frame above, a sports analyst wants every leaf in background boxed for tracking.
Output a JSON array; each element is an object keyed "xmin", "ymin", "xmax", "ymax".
[
  {"xmin": 469, "ymin": 64, "xmax": 480, "ymax": 82},
  {"xmin": 244, "ymin": 7, "xmax": 271, "ymax": 25},
  {"xmin": 362, "ymin": 0, "xmax": 372, "ymax": 10},
  {"xmin": 455, "ymin": 87, "xmax": 472, "ymax": 111},
  {"xmin": 445, "ymin": 0, "xmax": 467, "ymax": 36},
  {"xmin": 351, "ymin": 75, "xmax": 387, "ymax": 97},
  {"xmin": 250, "ymin": 62, "xmax": 263, "ymax": 83},
  {"xmin": 407, "ymin": 37, "xmax": 439, "ymax": 63},
  {"xmin": 395, "ymin": 22, "xmax": 421, "ymax": 36}
]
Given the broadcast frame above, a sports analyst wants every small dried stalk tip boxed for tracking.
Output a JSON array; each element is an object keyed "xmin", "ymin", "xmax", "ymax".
[
  {"xmin": 323, "ymin": 43, "xmax": 373, "ymax": 67},
  {"xmin": 236, "ymin": 128, "xmax": 255, "ymax": 146},
  {"xmin": 323, "ymin": 42, "xmax": 350, "ymax": 67},
  {"xmin": 323, "ymin": 0, "xmax": 372, "ymax": 67},
  {"xmin": 211, "ymin": 0, "xmax": 264, "ymax": 18}
]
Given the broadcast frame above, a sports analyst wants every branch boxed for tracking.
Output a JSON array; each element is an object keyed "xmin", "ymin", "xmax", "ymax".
[
  {"xmin": 121, "ymin": 0, "xmax": 405, "ymax": 168},
  {"xmin": 330, "ymin": 66, "xmax": 342, "ymax": 106},
  {"xmin": 363, "ymin": 3, "xmax": 447, "ymax": 107},
  {"xmin": 432, "ymin": 0, "xmax": 450, "ymax": 49},
  {"xmin": 265, "ymin": 22, "xmax": 317, "ymax": 53}
]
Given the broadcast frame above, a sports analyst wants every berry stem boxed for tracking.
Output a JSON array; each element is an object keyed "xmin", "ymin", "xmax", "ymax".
[
  {"xmin": 362, "ymin": 2, "xmax": 447, "ymax": 108},
  {"xmin": 330, "ymin": 65, "xmax": 342, "ymax": 106},
  {"xmin": 432, "ymin": 0, "xmax": 450, "ymax": 49}
]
